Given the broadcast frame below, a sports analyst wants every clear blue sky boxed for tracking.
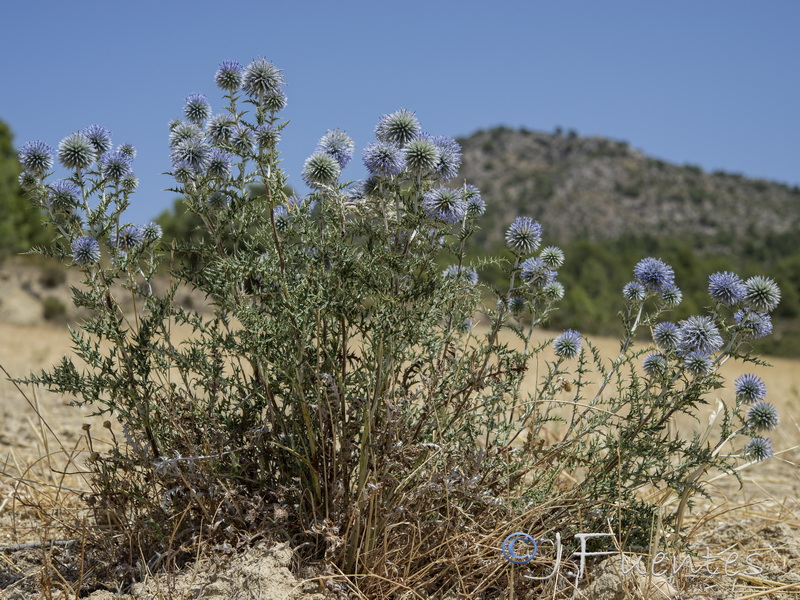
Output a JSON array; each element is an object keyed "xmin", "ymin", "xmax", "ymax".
[{"xmin": 2, "ymin": 1, "xmax": 798, "ymax": 224}]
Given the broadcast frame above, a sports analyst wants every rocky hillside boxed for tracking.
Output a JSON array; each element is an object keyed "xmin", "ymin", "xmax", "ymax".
[{"xmin": 457, "ymin": 127, "xmax": 800, "ymax": 250}]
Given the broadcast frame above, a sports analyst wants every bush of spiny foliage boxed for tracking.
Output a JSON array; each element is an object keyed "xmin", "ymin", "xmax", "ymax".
[{"xmin": 16, "ymin": 58, "xmax": 780, "ymax": 597}]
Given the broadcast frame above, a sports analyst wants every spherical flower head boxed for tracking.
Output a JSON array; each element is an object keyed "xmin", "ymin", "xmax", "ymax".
[
  {"xmin": 744, "ymin": 437, "xmax": 773, "ymax": 461},
  {"xmin": 262, "ymin": 91, "xmax": 287, "ymax": 112},
  {"xmin": 256, "ymin": 124, "xmax": 280, "ymax": 148},
  {"xmin": 273, "ymin": 205, "xmax": 291, "ymax": 233},
  {"xmin": 363, "ymin": 141, "xmax": 405, "ymax": 177},
  {"xmin": 661, "ymin": 285, "xmax": 683, "ymax": 306},
  {"xmin": 113, "ymin": 225, "xmax": 144, "ymax": 249},
  {"xmin": 316, "ymin": 129, "xmax": 355, "ymax": 168},
  {"xmin": 19, "ymin": 171, "xmax": 41, "ymax": 193},
  {"xmin": 540, "ymin": 246, "xmax": 565, "ymax": 270},
  {"xmin": 653, "ymin": 322, "xmax": 680, "ymax": 352},
  {"xmin": 230, "ymin": 127, "xmax": 254, "ymax": 155},
  {"xmin": 215, "ymin": 60, "xmax": 243, "ymax": 91},
  {"xmin": 18, "ymin": 140, "xmax": 54, "ymax": 174},
  {"xmin": 683, "ymin": 352, "xmax": 713, "ymax": 376},
  {"xmin": 463, "ymin": 185, "xmax": 485, "ymax": 217},
  {"xmin": 743, "ymin": 276, "xmax": 781, "ymax": 312},
  {"xmin": 633, "ymin": 257, "xmax": 675, "ymax": 293},
  {"xmin": 117, "ymin": 143, "xmax": 137, "ymax": 159},
  {"xmin": 429, "ymin": 135, "xmax": 461, "ymax": 181},
  {"xmin": 404, "ymin": 138, "xmax": 440, "ymax": 176},
  {"xmin": 442, "ymin": 265, "xmax": 478, "ymax": 286},
  {"xmin": 48, "ymin": 180, "xmax": 80, "ymax": 212},
  {"xmin": 554, "ymin": 330, "xmax": 581, "ymax": 359},
  {"xmin": 708, "ymin": 271, "xmax": 745, "ymax": 306},
  {"xmin": 206, "ymin": 191, "xmax": 230, "ymax": 210},
  {"xmin": 520, "ymin": 257, "xmax": 556, "ymax": 288},
  {"xmin": 734, "ymin": 309, "xmax": 773, "ymax": 339},
  {"xmin": 242, "ymin": 57, "xmax": 284, "ymax": 102},
  {"xmin": 643, "ymin": 353, "xmax": 668, "ymax": 377},
  {"xmin": 505, "ymin": 217, "xmax": 542, "ymax": 254},
  {"xmin": 99, "ymin": 150, "xmax": 132, "ymax": 182},
  {"xmin": 71, "ymin": 236, "xmax": 100, "ymax": 265},
  {"xmin": 169, "ymin": 121, "xmax": 203, "ymax": 149},
  {"xmin": 206, "ymin": 114, "xmax": 236, "ymax": 145},
  {"xmin": 172, "ymin": 162, "xmax": 195, "ymax": 184},
  {"xmin": 543, "ymin": 281, "xmax": 565, "ymax": 301},
  {"xmin": 623, "ymin": 281, "xmax": 647, "ymax": 302},
  {"xmin": 423, "ymin": 187, "xmax": 466, "ymax": 224},
  {"xmin": 58, "ymin": 133, "xmax": 97, "ymax": 170},
  {"xmin": 747, "ymin": 401, "xmax": 779, "ymax": 432},
  {"xmin": 508, "ymin": 295, "xmax": 527, "ymax": 314},
  {"xmin": 81, "ymin": 125, "xmax": 112, "ymax": 156},
  {"xmin": 677, "ymin": 315, "xmax": 723, "ymax": 357},
  {"xmin": 375, "ymin": 109, "xmax": 420, "ymax": 145},
  {"xmin": 141, "ymin": 222, "xmax": 162, "ymax": 242},
  {"xmin": 735, "ymin": 373, "xmax": 767, "ymax": 404},
  {"xmin": 121, "ymin": 174, "xmax": 139, "ymax": 192},
  {"xmin": 206, "ymin": 148, "xmax": 232, "ymax": 179},
  {"xmin": 302, "ymin": 152, "xmax": 341, "ymax": 188},
  {"xmin": 171, "ymin": 138, "xmax": 210, "ymax": 172}
]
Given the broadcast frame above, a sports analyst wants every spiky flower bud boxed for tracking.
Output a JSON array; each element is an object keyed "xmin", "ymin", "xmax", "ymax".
[
  {"xmin": 743, "ymin": 276, "xmax": 781, "ymax": 312},
  {"xmin": 623, "ymin": 281, "xmax": 647, "ymax": 302},
  {"xmin": 71, "ymin": 236, "xmax": 100, "ymax": 265},
  {"xmin": 661, "ymin": 285, "xmax": 682, "ymax": 306},
  {"xmin": 215, "ymin": 60, "xmax": 243, "ymax": 91},
  {"xmin": 747, "ymin": 401, "xmax": 780, "ymax": 432},
  {"xmin": 206, "ymin": 114, "xmax": 236, "ymax": 145},
  {"xmin": 505, "ymin": 217, "xmax": 542, "ymax": 254},
  {"xmin": 653, "ymin": 322, "xmax": 679, "ymax": 352},
  {"xmin": 422, "ymin": 187, "xmax": 465, "ymax": 225},
  {"xmin": 643, "ymin": 353, "xmax": 668, "ymax": 377},
  {"xmin": 48, "ymin": 181, "xmax": 80, "ymax": 212},
  {"xmin": 376, "ymin": 109, "xmax": 420, "ymax": 145},
  {"xmin": 242, "ymin": 57, "xmax": 284, "ymax": 101},
  {"xmin": 520, "ymin": 257, "xmax": 556, "ymax": 288},
  {"xmin": 99, "ymin": 150, "xmax": 132, "ymax": 182},
  {"xmin": 734, "ymin": 309, "xmax": 773, "ymax": 339},
  {"xmin": 442, "ymin": 265, "xmax": 478, "ymax": 286},
  {"xmin": 744, "ymin": 437, "xmax": 773, "ymax": 461},
  {"xmin": 708, "ymin": 271, "xmax": 745, "ymax": 306},
  {"xmin": 553, "ymin": 330, "xmax": 581, "ymax": 359},
  {"xmin": 633, "ymin": 257, "xmax": 675, "ymax": 293},
  {"xmin": 683, "ymin": 352, "xmax": 713, "ymax": 376},
  {"xmin": 206, "ymin": 148, "xmax": 232, "ymax": 179},
  {"xmin": 58, "ymin": 133, "xmax": 97, "ymax": 170},
  {"xmin": 677, "ymin": 315, "xmax": 723, "ymax": 357},
  {"xmin": 463, "ymin": 185, "xmax": 485, "ymax": 217},
  {"xmin": 363, "ymin": 142, "xmax": 405, "ymax": 177},
  {"xmin": 81, "ymin": 125, "xmax": 112, "ymax": 156},
  {"xmin": 302, "ymin": 153, "xmax": 341, "ymax": 188},
  {"xmin": 404, "ymin": 138, "xmax": 440, "ymax": 176},
  {"xmin": 316, "ymin": 129, "xmax": 355, "ymax": 168},
  {"xmin": 18, "ymin": 140, "xmax": 54, "ymax": 174},
  {"xmin": 540, "ymin": 246, "xmax": 565, "ymax": 270}
]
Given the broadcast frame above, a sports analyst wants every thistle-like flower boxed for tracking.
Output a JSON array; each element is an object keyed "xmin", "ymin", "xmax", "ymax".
[
  {"xmin": 71, "ymin": 236, "xmax": 100, "ymax": 265},
  {"xmin": 422, "ymin": 187, "xmax": 465, "ymax": 224},
  {"xmin": 653, "ymin": 322, "xmax": 680, "ymax": 352},
  {"xmin": 183, "ymin": 94, "xmax": 211, "ymax": 125},
  {"xmin": 316, "ymin": 129, "xmax": 355, "ymax": 168},
  {"xmin": 661, "ymin": 285, "xmax": 683, "ymax": 306},
  {"xmin": 683, "ymin": 352, "xmax": 713, "ymax": 376},
  {"xmin": 543, "ymin": 281, "xmax": 565, "ymax": 301},
  {"xmin": 169, "ymin": 121, "xmax": 203, "ymax": 149},
  {"xmin": 18, "ymin": 140, "xmax": 54, "ymax": 174},
  {"xmin": 404, "ymin": 138, "xmax": 440, "ymax": 176},
  {"xmin": 206, "ymin": 148, "xmax": 232, "ymax": 179},
  {"xmin": 255, "ymin": 124, "xmax": 280, "ymax": 148},
  {"xmin": 363, "ymin": 142, "xmax": 405, "ymax": 177},
  {"xmin": 58, "ymin": 133, "xmax": 97, "ymax": 170},
  {"xmin": 747, "ymin": 401, "xmax": 780, "ymax": 432},
  {"xmin": 744, "ymin": 437, "xmax": 773, "ymax": 461},
  {"xmin": 302, "ymin": 153, "xmax": 341, "ymax": 188},
  {"xmin": 507, "ymin": 296, "xmax": 527, "ymax": 314},
  {"xmin": 743, "ymin": 276, "xmax": 781, "ymax": 312},
  {"xmin": 463, "ymin": 185, "xmax": 485, "ymax": 217},
  {"xmin": 47, "ymin": 181, "xmax": 80, "ymax": 212},
  {"xmin": 375, "ymin": 109, "xmax": 420, "ymax": 145},
  {"xmin": 442, "ymin": 265, "xmax": 478, "ymax": 286},
  {"xmin": 519, "ymin": 257, "xmax": 556, "ymax": 288},
  {"xmin": 99, "ymin": 150, "xmax": 132, "ymax": 182},
  {"xmin": 735, "ymin": 373, "xmax": 767, "ymax": 404},
  {"xmin": 677, "ymin": 315, "xmax": 723, "ymax": 357},
  {"xmin": 262, "ymin": 91, "xmax": 287, "ymax": 112},
  {"xmin": 171, "ymin": 138, "xmax": 210, "ymax": 171},
  {"xmin": 206, "ymin": 114, "xmax": 236, "ymax": 145},
  {"xmin": 172, "ymin": 162, "xmax": 195, "ymax": 184},
  {"xmin": 141, "ymin": 222, "xmax": 162, "ymax": 242},
  {"xmin": 428, "ymin": 135, "xmax": 461, "ymax": 181},
  {"xmin": 633, "ymin": 257, "xmax": 675, "ymax": 293},
  {"xmin": 643, "ymin": 353, "xmax": 668, "ymax": 377},
  {"xmin": 81, "ymin": 125, "xmax": 112, "ymax": 156},
  {"xmin": 215, "ymin": 60, "xmax": 243, "ymax": 91},
  {"xmin": 734, "ymin": 309, "xmax": 773, "ymax": 339},
  {"xmin": 553, "ymin": 330, "xmax": 581, "ymax": 359},
  {"xmin": 117, "ymin": 143, "xmax": 136, "ymax": 159},
  {"xmin": 505, "ymin": 217, "xmax": 542, "ymax": 254},
  {"xmin": 230, "ymin": 128, "xmax": 254, "ymax": 155},
  {"xmin": 540, "ymin": 246, "xmax": 565, "ymax": 270},
  {"xmin": 273, "ymin": 205, "xmax": 291, "ymax": 233},
  {"xmin": 242, "ymin": 57, "xmax": 284, "ymax": 101},
  {"xmin": 622, "ymin": 281, "xmax": 647, "ymax": 302},
  {"xmin": 121, "ymin": 174, "xmax": 139, "ymax": 192},
  {"xmin": 113, "ymin": 225, "xmax": 144, "ymax": 249},
  {"xmin": 708, "ymin": 271, "xmax": 745, "ymax": 306}
]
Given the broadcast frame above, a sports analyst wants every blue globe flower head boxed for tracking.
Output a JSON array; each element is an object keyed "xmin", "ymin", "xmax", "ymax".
[
  {"xmin": 71, "ymin": 236, "xmax": 100, "ymax": 265},
  {"xmin": 242, "ymin": 57, "xmax": 284, "ymax": 102},
  {"xmin": 735, "ymin": 373, "xmax": 767, "ymax": 404},
  {"xmin": 554, "ymin": 330, "xmax": 582, "ymax": 359},
  {"xmin": 273, "ymin": 205, "xmax": 291, "ymax": 233},
  {"xmin": 643, "ymin": 353, "xmax": 668, "ymax": 377},
  {"xmin": 423, "ymin": 187, "xmax": 466, "ymax": 225},
  {"xmin": 744, "ymin": 437, "xmax": 773, "ymax": 461},
  {"xmin": 99, "ymin": 150, "xmax": 132, "ymax": 182},
  {"xmin": 747, "ymin": 401, "xmax": 780, "ymax": 432},
  {"xmin": 230, "ymin": 127, "xmax": 254, "ymax": 156},
  {"xmin": 113, "ymin": 225, "xmax": 144, "ymax": 250},
  {"xmin": 172, "ymin": 162, "xmax": 195, "ymax": 185},
  {"xmin": 206, "ymin": 114, "xmax": 236, "ymax": 145},
  {"xmin": 184, "ymin": 93, "xmax": 211, "ymax": 125},
  {"xmin": 544, "ymin": 281, "xmax": 565, "ymax": 301},
  {"xmin": 18, "ymin": 140, "xmax": 54, "ymax": 174},
  {"xmin": 429, "ymin": 135, "xmax": 461, "ymax": 182},
  {"xmin": 683, "ymin": 352, "xmax": 713, "ymax": 376},
  {"xmin": 363, "ymin": 141, "xmax": 405, "ymax": 177},
  {"xmin": 255, "ymin": 124, "xmax": 281, "ymax": 148},
  {"xmin": 520, "ymin": 257, "xmax": 556, "ymax": 288},
  {"xmin": 171, "ymin": 138, "xmax": 210, "ymax": 172},
  {"xmin": 622, "ymin": 281, "xmax": 647, "ymax": 302},
  {"xmin": 169, "ymin": 121, "xmax": 203, "ymax": 149},
  {"xmin": 316, "ymin": 129, "xmax": 355, "ymax": 169},
  {"xmin": 375, "ymin": 109, "xmax": 421, "ymax": 146},
  {"xmin": 463, "ymin": 185, "xmax": 485, "ymax": 217},
  {"xmin": 661, "ymin": 285, "xmax": 683, "ymax": 306},
  {"xmin": 81, "ymin": 125, "xmax": 112, "ymax": 157},
  {"xmin": 206, "ymin": 190, "xmax": 230, "ymax": 210},
  {"xmin": 633, "ymin": 257, "xmax": 675, "ymax": 294},
  {"xmin": 121, "ymin": 174, "xmax": 138, "ymax": 192},
  {"xmin": 677, "ymin": 315, "xmax": 723, "ymax": 357},
  {"xmin": 141, "ymin": 222, "xmax": 162, "ymax": 242},
  {"xmin": 743, "ymin": 276, "xmax": 781, "ymax": 313},
  {"xmin": 302, "ymin": 152, "xmax": 341, "ymax": 189},
  {"xmin": 508, "ymin": 295, "xmax": 527, "ymax": 314},
  {"xmin": 19, "ymin": 171, "xmax": 40, "ymax": 192},
  {"xmin": 207, "ymin": 148, "xmax": 232, "ymax": 179},
  {"xmin": 47, "ymin": 180, "xmax": 80, "ymax": 213},
  {"xmin": 540, "ymin": 246, "xmax": 565, "ymax": 270},
  {"xmin": 215, "ymin": 60, "xmax": 243, "ymax": 91},
  {"xmin": 117, "ymin": 143, "xmax": 136, "ymax": 159},
  {"xmin": 58, "ymin": 133, "xmax": 97, "ymax": 170},
  {"xmin": 404, "ymin": 138, "xmax": 440, "ymax": 176},
  {"xmin": 734, "ymin": 309, "xmax": 773, "ymax": 339},
  {"xmin": 653, "ymin": 322, "xmax": 680, "ymax": 352},
  {"xmin": 442, "ymin": 265, "xmax": 479, "ymax": 286},
  {"xmin": 708, "ymin": 271, "xmax": 745, "ymax": 306},
  {"xmin": 505, "ymin": 217, "xmax": 542, "ymax": 254},
  {"xmin": 262, "ymin": 91, "xmax": 287, "ymax": 112}
]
